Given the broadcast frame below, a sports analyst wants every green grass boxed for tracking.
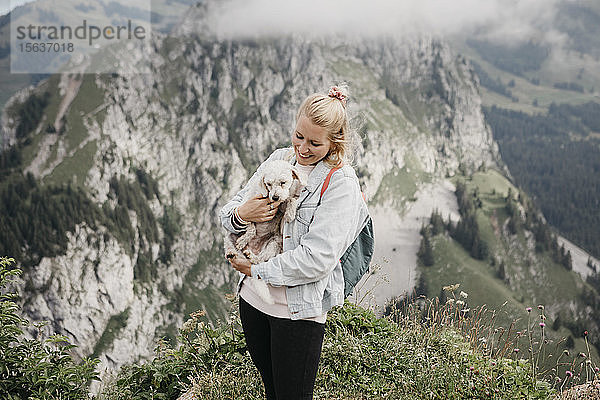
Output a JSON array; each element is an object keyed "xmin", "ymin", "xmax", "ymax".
[
  {"xmin": 10, "ymin": 75, "xmax": 61, "ymax": 167},
  {"xmin": 63, "ymin": 75, "xmax": 105, "ymax": 153},
  {"xmin": 421, "ymin": 169, "xmax": 600, "ymax": 373},
  {"xmin": 424, "ymin": 235, "xmax": 526, "ymax": 327},
  {"xmin": 165, "ymin": 243, "xmax": 232, "ymax": 327},
  {"xmin": 99, "ymin": 301, "xmax": 559, "ymax": 399},
  {"xmin": 371, "ymin": 155, "xmax": 431, "ymax": 210},
  {"xmin": 44, "ymin": 139, "xmax": 98, "ymax": 187},
  {"xmin": 91, "ymin": 308, "xmax": 130, "ymax": 359},
  {"xmin": 449, "ymin": 38, "xmax": 600, "ymax": 113}
]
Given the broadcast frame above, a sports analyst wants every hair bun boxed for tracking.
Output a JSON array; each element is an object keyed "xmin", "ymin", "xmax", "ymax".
[{"xmin": 328, "ymin": 85, "xmax": 347, "ymax": 107}]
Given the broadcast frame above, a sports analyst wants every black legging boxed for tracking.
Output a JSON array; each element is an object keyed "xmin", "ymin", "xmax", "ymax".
[{"xmin": 239, "ymin": 297, "xmax": 325, "ymax": 400}]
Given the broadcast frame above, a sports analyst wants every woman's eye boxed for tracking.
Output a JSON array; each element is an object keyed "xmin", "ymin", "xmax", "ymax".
[{"xmin": 296, "ymin": 132, "xmax": 303, "ymax": 139}]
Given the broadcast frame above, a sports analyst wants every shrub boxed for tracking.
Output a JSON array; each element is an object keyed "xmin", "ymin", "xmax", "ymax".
[
  {"xmin": 0, "ymin": 257, "xmax": 99, "ymax": 399},
  {"xmin": 101, "ymin": 297, "xmax": 557, "ymax": 399}
]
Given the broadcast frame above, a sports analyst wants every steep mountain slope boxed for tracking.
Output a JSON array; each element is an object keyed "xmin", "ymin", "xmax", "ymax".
[
  {"xmin": 0, "ymin": 0, "xmax": 198, "ymax": 115},
  {"xmin": 2, "ymin": 2, "xmax": 598, "ymax": 378},
  {"xmin": 0, "ymin": 9, "xmax": 501, "ymax": 371}
]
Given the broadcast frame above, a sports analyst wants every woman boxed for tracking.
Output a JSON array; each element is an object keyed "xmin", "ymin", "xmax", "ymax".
[{"xmin": 219, "ymin": 85, "xmax": 370, "ymax": 400}]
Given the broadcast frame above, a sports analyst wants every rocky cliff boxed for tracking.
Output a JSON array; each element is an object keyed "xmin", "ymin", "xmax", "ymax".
[{"xmin": 1, "ymin": 3, "xmax": 502, "ymax": 372}]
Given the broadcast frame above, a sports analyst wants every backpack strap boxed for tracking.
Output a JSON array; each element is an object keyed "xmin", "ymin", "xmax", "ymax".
[
  {"xmin": 320, "ymin": 165, "xmax": 368, "ymax": 203},
  {"xmin": 320, "ymin": 166, "xmax": 342, "ymax": 199}
]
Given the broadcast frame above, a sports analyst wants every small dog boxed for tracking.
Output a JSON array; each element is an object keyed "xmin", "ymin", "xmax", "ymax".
[{"xmin": 225, "ymin": 159, "xmax": 305, "ymax": 304}]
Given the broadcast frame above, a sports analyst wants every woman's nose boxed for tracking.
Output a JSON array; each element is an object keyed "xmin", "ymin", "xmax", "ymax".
[{"xmin": 299, "ymin": 141, "xmax": 309, "ymax": 153}]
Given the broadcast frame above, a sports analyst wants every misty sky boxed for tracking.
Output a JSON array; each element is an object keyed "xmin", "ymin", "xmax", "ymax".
[
  {"xmin": 201, "ymin": 0, "xmax": 564, "ymax": 46},
  {"xmin": 2, "ymin": 0, "xmax": 566, "ymax": 47},
  {"xmin": 1, "ymin": 0, "xmax": 34, "ymax": 15}
]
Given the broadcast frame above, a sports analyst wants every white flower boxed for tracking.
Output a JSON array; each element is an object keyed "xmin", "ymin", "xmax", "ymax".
[
  {"xmin": 460, "ymin": 291, "xmax": 468, "ymax": 299},
  {"xmin": 181, "ymin": 319, "xmax": 196, "ymax": 334}
]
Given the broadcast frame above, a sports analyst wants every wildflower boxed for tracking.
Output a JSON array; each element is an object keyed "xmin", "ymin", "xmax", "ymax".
[
  {"xmin": 539, "ymin": 322, "xmax": 545, "ymax": 328},
  {"xmin": 595, "ymin": 367, "xmax": 599, "ymax": 373},
  {"xmin": 446, "ymin": 298, "xmax": 455, "ymax": 305},
  {"xmin": 579, "ymin": 352, "xmax": 586, "ymax": 358},
  {"xmin": 563, "ymin": 350, "xmax": 570, "ymax": 356},
  {"xmin": 469, "ymin": 366, "xmax": 474, "ymax": 371},
  {"xmin": 181, "ymin": 319, "xmax": 196, "ymax": 334},
  {"xmin": 514, "ymin": 348, "xmax": 520, "ymax": 353},
  {"xmin": 224, "ymin": 293, "xmax": 237, "ymax": 301},
  {"xmin": 526, "ymin": 307, "xmax": 532, "ymax": 312},
  {"xmin": 460, "ymin": 291, "xmax": 468, "ymax": 299},
  {"xmin": 566, "ymin": 370, "xmax": 573, "ymax": 378},
  {"xmin": 584, "ymin": 330, "xmax": 588, "ymax": 336},
  {"xmin": 460, "ymin": 308, "xmax": 470, "ymax": 314},
  {"xmin": 190, "ymin": 310, "xmax": 206, "ymax": 319},
  {"xmin": 538, "ymin": 305, "xmax": 544, "ymax": 310},
  {"xmin": 443, "ymin": 284, "xmax": 460, "ymax": 292},
  {"xmin": 490, "ymin": 361, "xmax": 496, "ymax": 366},
  {"xmin": 456, "ymin": 300, "xmax": 465, "ymax": 306}
]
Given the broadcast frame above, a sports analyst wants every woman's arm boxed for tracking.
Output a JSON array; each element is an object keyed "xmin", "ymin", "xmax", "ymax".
[
  {"xmin": 251, "ymin": 172, "xmax": 365, "ymax": 287},
  {"xmin": 219, "ymin": 148, "xmax": 289, "ymax": 234}
]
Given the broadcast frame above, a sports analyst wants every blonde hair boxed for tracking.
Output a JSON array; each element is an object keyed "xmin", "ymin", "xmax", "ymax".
[{"xmin": 295, "ymin": 84, "xmax": 357, "ymax": 167}]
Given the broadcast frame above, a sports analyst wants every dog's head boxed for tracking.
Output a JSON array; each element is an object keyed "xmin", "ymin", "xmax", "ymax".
[{"xmin": 260, "ymin": 160, "xmax": 305, "ymax": 202}]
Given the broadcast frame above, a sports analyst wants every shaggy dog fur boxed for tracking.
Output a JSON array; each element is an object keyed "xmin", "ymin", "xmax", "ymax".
[{"xmin": 224, "ymin": 160, "xmax": 305, "ymax": 304}]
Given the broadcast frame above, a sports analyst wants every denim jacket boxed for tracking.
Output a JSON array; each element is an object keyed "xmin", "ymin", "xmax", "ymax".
[{"xmin": 219, "ymin": 147, "xmax": 370, "ymax": 320}]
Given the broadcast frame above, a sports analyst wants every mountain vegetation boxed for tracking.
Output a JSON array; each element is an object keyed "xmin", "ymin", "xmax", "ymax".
[
  {"xmin": 1, "ymin": 257, "xmax": 563, "ymax": 399},
  {"xmin": 0, "ymin": 257, "xmax": 99, "ymax": 398},
  {"xmin": 483, "ymin": 104, "xmax": 600, "ymax": 259},
  {"xmin": 414, "ymin": 167, "xmax": 600, "ymax": 377},
  {"xmin": 466, "ymin": 39, "xmax": 551, "ymax": 77}
]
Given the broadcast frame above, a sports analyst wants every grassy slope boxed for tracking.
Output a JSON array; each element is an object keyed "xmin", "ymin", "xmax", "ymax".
[
  {"xmin": 449, "ymin": 38, "xmax": 600, "ymax": 114},
  {"xmin": 99, "ymin": 301, "xmax": 557, "ymax": 399},
  {"xmin": 419, "ymin": 168, "xmax": 599, "ymax": 370},
  {"xmin": 326, "ymin": 53, "xmax": 431, "ymax": 212}
]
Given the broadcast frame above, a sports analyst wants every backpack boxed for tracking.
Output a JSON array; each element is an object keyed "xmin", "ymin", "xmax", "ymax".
[{"xmin": 320, "ymin": 166, "xmax": 375, "ymax": 298}]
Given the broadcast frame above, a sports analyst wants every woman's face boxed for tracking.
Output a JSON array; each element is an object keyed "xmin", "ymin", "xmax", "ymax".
[{"xmin": 292, "ymin": 115, "xmax": 331, "ymax": 166}]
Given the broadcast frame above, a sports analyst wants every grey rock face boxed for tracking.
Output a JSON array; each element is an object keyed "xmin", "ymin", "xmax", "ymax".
[{"xmin": 7, "ymin": 24, "xmax": 500, "ymax": 373}]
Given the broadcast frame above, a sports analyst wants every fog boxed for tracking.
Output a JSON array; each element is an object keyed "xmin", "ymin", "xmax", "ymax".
[{"xmin": 203, "ymin": 0, "xmax": 565, "ymax": 46}]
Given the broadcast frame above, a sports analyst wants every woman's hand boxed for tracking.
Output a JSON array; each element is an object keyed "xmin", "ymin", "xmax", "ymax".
[
  {"xmin": 228, "ymin": 257, "xmax": 252, "ymax": 276},
  {"xmin": 237, "ymin": 195, "xmax": 282, "ymax": 223}
]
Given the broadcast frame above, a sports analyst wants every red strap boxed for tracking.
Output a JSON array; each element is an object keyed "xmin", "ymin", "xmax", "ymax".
[
  {"xmin": 320, "ymin": 166, "xmax": 342, "ymax": 198},
  {"xmin": 320, "ymin": 165, "xmax": 368, "ymax": 203}
]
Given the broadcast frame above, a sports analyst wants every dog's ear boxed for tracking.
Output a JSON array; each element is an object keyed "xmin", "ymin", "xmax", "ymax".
[
  {"xmin": 291, "ymin": 167, "xmax": 306, "ymax": 185},
  {"xmin": 258, "ymin": 176, "xmax": 269, "ymax": 198},
  {"xmin": 290, "ymin": 167, "xmax": 305, "ymax": 197}
]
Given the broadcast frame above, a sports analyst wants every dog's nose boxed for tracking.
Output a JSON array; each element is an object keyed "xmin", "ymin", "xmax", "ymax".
[{"xmin": 272, "ymin": 195, "xmax": 279, "ymax": 201}]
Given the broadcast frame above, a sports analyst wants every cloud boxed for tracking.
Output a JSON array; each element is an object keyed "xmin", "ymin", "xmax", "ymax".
[{"xmin": 202, "ymin": 0, "xmax": 564, "ymax": 46}]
